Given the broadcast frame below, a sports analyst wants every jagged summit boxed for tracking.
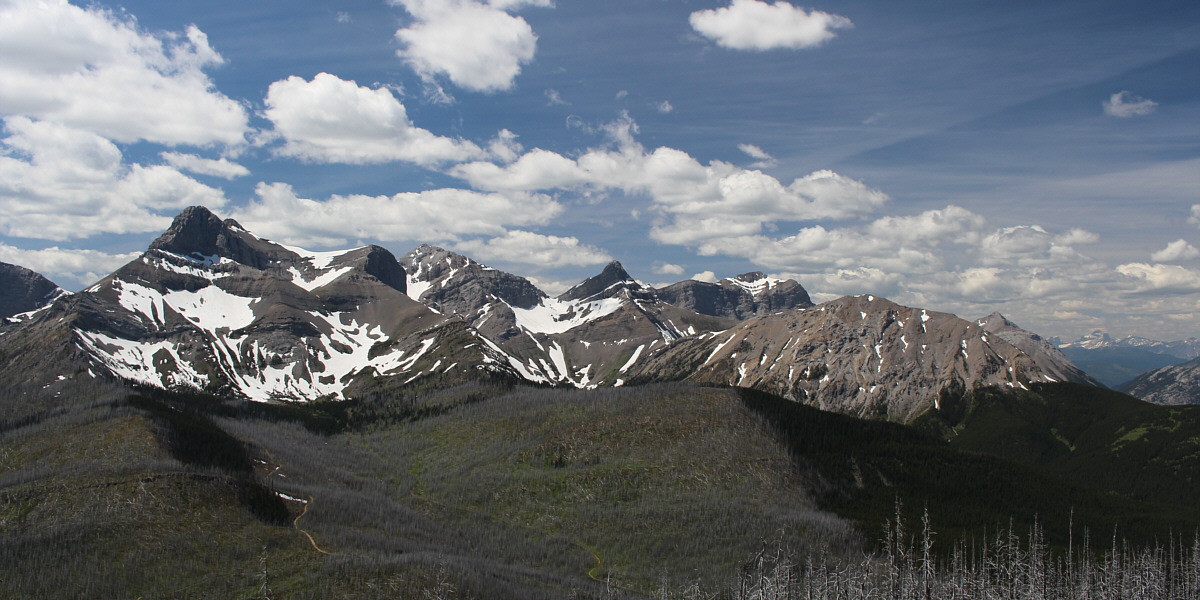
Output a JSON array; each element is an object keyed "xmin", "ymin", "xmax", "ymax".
[
  {"xmin": 401, "ymin": 244, "xmax": 546, "ymax": 311},
  {"xmin": 147, "ymin": 205, "xmax": 292, "ymax": 271},
  {"xmin": 0, "ymin": 204, "xmax": 1103, "ymax": 419},
  {"xmin": 558, "ymin": 260, "xmax": 645, "ymax": 303}
]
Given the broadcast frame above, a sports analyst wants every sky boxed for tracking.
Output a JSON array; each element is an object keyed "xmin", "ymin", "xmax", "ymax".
[{"xmin": 1, "ymin": 0, "xmax": 1199, "ymax": 341}]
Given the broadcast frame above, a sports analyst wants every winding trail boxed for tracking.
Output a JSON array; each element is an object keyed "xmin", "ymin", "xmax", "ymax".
[{"xmin": 291, "ymin": 495, "xmax": 333, "ymax": 555}]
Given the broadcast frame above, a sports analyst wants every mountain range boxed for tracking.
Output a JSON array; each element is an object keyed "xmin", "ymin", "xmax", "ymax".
[
  {"xmin": 0, "ymin": 205, "xmax": 1112, "ymax": 422},
  {"xmin": 1053, "ymin": 330, "xmax": 1200, "ymax": 401},
  {"xmin": 5, "ymin": 206, "xmax": 1200, "ymax": 599}
]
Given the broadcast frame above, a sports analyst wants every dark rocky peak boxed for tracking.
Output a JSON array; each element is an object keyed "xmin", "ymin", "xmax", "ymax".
[
  {"xmin": 148, "ymin": 206, "xmax": 290, "ymax": 269},
  {"xmin": 329, "ymin": 245, "xmax": 407, "ymax": 294},
  {"xmin": 656, "ymin": 272, "xmax": 812, "ymax": 320},
  {"xmin": 0, "ymin": 261, "xmax": 66, "ymax": 319},
  {"xmin": 558, "ymin": 261, "xmax": 645, "ymax": 303}
]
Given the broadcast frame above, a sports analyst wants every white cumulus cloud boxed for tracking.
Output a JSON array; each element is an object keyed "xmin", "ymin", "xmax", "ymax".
[
  {"xmin": 1117, "ymin": 263, "xmax": 1200, "ymax": 293},
  {"xmin": 392, "ymin": 0, "xmax": 547, "ymax": 93},
  {"xmin": 160, "ymin": 152, "xmax": 249, "ymax": 180},
  {"xmin": 229, "ymin": 182, "xmax": 563, "ymax": 248},
  {"xmin": 689, "ymin": 0, "xmax": 852, "ymax": 51},
  {"xmin": 1150, "ymin": 239, "xmax": 1200, "ymax": 262},
  {"xmin": 1190, "ymin": 204, "xmax": 1200, "ymax": 227},
  {"xmin": 0, "ymin": 0, "xmax": 248, "ymax": 146},
  {"xmin": 453, "ymin": 230, "xmax": 611, "ymax": 268},
  {"xmin": 0, "ymin": 117, "xmax": 227, "ymax": 241},
  {"xmin": 0, "ymin": 242, "xmax": 138, "ymax": 288},
  {"xmin": 1103, "ymin": 91, "xmax": 1158, "ymax": 118},
  {"xmin": 262, "ymin": 73, "xmax": 483, "ymax": 165}
]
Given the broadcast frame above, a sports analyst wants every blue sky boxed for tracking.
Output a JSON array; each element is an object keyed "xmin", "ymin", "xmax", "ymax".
[{"xmin": 1, "ymin": 0, "xmax": 1199, "ymax": 341}]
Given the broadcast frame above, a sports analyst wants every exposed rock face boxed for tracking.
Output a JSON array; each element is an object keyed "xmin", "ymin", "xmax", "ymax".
[
  {"xmin": 1122, "ymin": 358, "xmax": 1200, "ymax": 405},
  {"xmin": 401, "ymin": 244, "xmax": 545, "ymax": 313},
  {"xmin": 401, "ymin": 249, "xmax": 733, "ymax": 387},
  {"xmin": 0, "ymin": 207, "xmax": 521, "ymax": 402},
  {"xmin": 632, "ymin": 295, "xmax": 1094, "ymax": 422},
  {"xmin": 977, "ymin": 313, "xmax": 1100, "ymax": 387},
  {"xmin": 656, "ymin": 272, "xmax": 813, "ymax": 320},
  {"xmin": 558, "ymin": 261, "xmax": 650, "ymax": 303},
  {"xmin": 0, "ymin": 205, "xmax": 1105, "ymax": 419},
  {"xmin": 0, "ymin": 262, "xmax": 66, "ymax": 320}
]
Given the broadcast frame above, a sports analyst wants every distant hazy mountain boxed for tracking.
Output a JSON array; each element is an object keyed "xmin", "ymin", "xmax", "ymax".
[
  {"xmin": 1062, "ymin": 330, "xmax": 1200, "ymax": 359},
  {"xmin": 1059, "ymin": 330, "xmax": 1198, "ymax": 389},
  {"xmin": 0, "ymin": 261, "xmax": 67, "ymax": 320}
]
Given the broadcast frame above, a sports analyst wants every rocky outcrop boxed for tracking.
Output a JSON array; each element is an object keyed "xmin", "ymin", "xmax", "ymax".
[
  {"xmin": 0, "ymin": 261, "xmax": 65, "ymax": 319},
  {"xmin": 401, "ymin": 244, "xmax": 544, "ymax": 312},
  {"xmin": 977, "ymin": 313, "xmax": 1100, "ymax": 387}
]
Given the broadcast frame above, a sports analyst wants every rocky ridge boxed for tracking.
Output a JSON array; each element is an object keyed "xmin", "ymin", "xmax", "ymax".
[
  {"xmin": 630, "ymin": 296, "xmax": 1074, "ymax": 421},
  {"xmin": 0, "ymin": 207, "xmax": 526, "ymax": 402},
  {"xmin": 0, "ymin": 206, "xmax": 1099, "ymax": 422}
]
